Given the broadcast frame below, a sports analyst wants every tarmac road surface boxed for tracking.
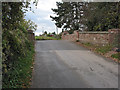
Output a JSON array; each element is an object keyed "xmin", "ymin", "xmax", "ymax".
[{"xmin": 31, "ymin": 40, "xmax": 118, "ymax": 88}]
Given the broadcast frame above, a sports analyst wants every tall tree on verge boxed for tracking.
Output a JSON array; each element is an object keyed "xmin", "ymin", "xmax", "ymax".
[
  {"xmin": 83, "ymin": 2, "xmax": 120, "ymax": 31},
  {"xmin": 50, "ymin": 2, "xmax": 85, "ymax": 34},
  {"xmin": 51, "ymin": 2, "xmax": 119, "ymax": 33}
]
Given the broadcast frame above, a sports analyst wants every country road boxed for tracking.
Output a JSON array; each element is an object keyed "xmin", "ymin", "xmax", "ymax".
[{"xmin": 31, "ymin": 40, "xmax": 118, "ymax": 88}]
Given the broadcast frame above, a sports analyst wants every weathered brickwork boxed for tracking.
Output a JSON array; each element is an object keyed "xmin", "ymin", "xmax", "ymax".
[
  {"xmin": 79, "ymin": 32, "xmax": 109, "ymax": 45},
  {"xmin": 62, "ymin": 29, "xmax": 120, "ymax": 46},
  {"xmin": 28, "ymin": 30, "xmax": 35, "ymax": 44}
]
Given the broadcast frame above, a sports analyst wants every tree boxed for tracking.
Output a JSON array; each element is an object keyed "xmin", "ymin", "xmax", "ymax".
[
  {"xmin": 51, "ymin": 2, "xmax": 119, "ymax": 32},
  {"xmin": 26, "ymin": 20, "xmax": 37, "ymax": 31},
  {"xmin": 83, "ymin": 2, "xmax": 119, "ymax": 31},
  {"xmin": 44, "ymin": 31, "xmax": 47, "ymax": 35},
  {"xmin": 50, "ymin": 2, "xmax": 86, "ymax": 33},
  {"xmin": 52, "ymin": 32, "xmax": 56, "ymax": 35}
]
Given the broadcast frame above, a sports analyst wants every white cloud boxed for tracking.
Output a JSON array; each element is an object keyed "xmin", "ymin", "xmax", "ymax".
[
  {"xmin": 37, "ymin": 0, "xmax": 61, "ymax": 12},
  {"xmin": 44, "ymin": 15, "xmax": 51, "ymax": 20},
  {"xmin": 35, "ymin": 23, "xmax": 62, "ymax": 36},
  {"xmin": 35, "ymin": 23, "xmax": 55, "ymax": 35},
  {"xmin": 25, "ymin": 0, "xmax": 62, "ymax": 36}
]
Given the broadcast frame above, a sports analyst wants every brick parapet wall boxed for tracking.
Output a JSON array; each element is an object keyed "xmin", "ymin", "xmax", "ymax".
[
  {"xmin": 79, "ymin": 31, "xmax": 110, "ymax": 45},
  {"xmin": 28, "ymin": 30, "xmax": 35, "ymax": 44},
  {"xmin": 62, "ymin": 29, "xmax": 120, "ymax": 46},
  {"xmin": 108, "ymin": 29, "xmax": 120, "ymax": 45}
]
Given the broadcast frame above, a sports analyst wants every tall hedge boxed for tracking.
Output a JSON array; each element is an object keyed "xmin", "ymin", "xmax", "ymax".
[{"xmin": 2, "ymin": 2, "xmax": 37, "ymax": 88}]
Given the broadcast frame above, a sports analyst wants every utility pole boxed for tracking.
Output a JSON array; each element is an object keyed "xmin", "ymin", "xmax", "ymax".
[
  {"xmin": 56, "ymin": 26, "xmax": 58, "ymax": 39},
  {"xmin": 42, "ymin": 27, "xmax": 44, "ymax": 35},
  {"xmin": 56, "ymin": 26, "xmax": 58, "ymax": 35}
]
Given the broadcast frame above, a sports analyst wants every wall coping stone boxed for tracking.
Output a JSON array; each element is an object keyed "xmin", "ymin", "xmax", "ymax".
[{"xmin": 79, "ymin": 31, "xmax": 109, "ymax": 34}]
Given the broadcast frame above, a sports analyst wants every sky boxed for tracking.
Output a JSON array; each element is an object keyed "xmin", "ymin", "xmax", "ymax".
[{"xmin": 25, "ymin": 0, "xmax": 62, "ymax": 36}]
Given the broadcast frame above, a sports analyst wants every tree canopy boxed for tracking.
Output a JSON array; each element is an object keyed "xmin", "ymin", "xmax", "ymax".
[{"xmin": 50, "ymin": 2, "xmax": 120, "ymax": 33}]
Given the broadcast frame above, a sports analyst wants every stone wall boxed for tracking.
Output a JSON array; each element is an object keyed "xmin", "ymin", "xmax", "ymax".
[
  {"xmin": 28, "ymin": 30, "xmax": 35, "ymax": 44},
  {"xmin": 79, "ymin": 31, "xmax": 109, "ymax": 46},
  {"xmin": 62, "ymin": 29, "xmax": 120, "ymax": 46},
  {"xmin": 62, "ymin": 31, "xmax": 75, "ymax": 41}
]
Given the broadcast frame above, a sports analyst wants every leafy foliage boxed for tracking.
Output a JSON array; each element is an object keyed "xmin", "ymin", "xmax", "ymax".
[
  {"xmin": 51, "ymin": 2, "xmax": 119, "ymax": 33},
  {"xmin": 3, "ymin": 47, "xmax": 34, "ymax": 88},
  {"xmin": 50, "ymin": 2, "xmax": 86, "ymax": 33},
  {"xmin": 2, "ymin": 1, "xmax": 38, "ymax": 88},
  {"xmin": 83, "ymin": 2, "xmax": 119, "ymax": 31}
]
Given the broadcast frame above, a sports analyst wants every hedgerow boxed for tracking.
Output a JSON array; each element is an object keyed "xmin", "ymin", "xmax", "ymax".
[{"xmin": 2, "ymin": 2, "xmax": 37, "ymax": 88}]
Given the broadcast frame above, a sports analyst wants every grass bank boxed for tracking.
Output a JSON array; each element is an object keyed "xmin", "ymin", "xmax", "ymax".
[
  {"xmin": 35, "ymin": 36, "xmax": 58, "ymax": 40},
  {"xmin": 111, "ymin": 53, "xmax": 120, "ymax": 60},
  {"xmin": 95, "ymin": 45, "xmax": 113, "ymax": 55},
  {"xmin": 3, "ymin": 45, "xmax": 35, "ymax": 88},
  {"xmin": 76, "ymin": 42, "xmax": 120, "ymax": 62}
]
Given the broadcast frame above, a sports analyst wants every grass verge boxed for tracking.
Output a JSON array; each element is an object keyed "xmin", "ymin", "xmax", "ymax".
[
  {"xmin": 111, "ymin": 53, "xmax": 120, "ymax": 60},
  {"xmin": 83, "ymin": 42, "xmax": 94, "ymax": 47},
  {"xmin": 95, "ymin": 45, "xmax": 113, "ymax": 55},
  {"xmin": 81, "ymin": 42, "xmax": 113, "ymax": 55},
  {"xmin": 3, "ymin": 46, "xmax": 35, "ymax": 88},
  {"xmin": 35, "ymin": 36, "xmax": 57, "ymax": 40},
  {"xmin": 76, "ymin": 42, "xmax": 120, "ymax": 62}
]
